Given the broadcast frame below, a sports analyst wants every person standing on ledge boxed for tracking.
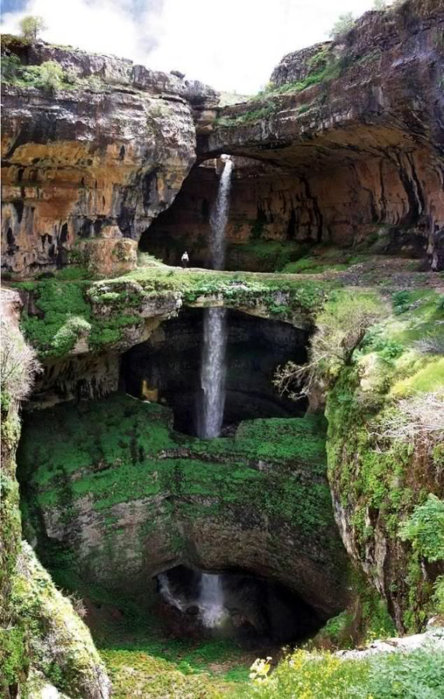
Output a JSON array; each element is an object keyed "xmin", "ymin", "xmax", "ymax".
[{"xmin": 181, "ymin": 251, "xmax": 189, "ymax": 269}]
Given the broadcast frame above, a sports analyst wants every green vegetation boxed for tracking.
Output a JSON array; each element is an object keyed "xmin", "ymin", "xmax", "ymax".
[
  {"xmin": 1, "ymin": 55, "xmax": 106, "ymax": 93},
  {"xmin": 234, "ymin": 646, "xmax": 444, "ymax": 699},
  {"xmin": 101, "ymin": 649, "xmax": 226, "ymax": 698},
  {"xmin": 19, "ymin": 393, "xmax": 334, "ymax": 538},
  {"xmin": 325, "ymin": 289, "xmax": 444, "ymax": 631},
  {"xmin": 14, "ymin": 270, "xmax": 331, "ymax": 359},
  {"xmin": 275, "ymin": 289, "xmax": 386, "ymax": 399},
  {"xmin": 329, "ymin": 12, "xmax": 356, "ymax": 40},
  {"xmin": 216, "ymin": 101, "xmax": 278, "ymax": 128},
  {"xmin": 19, "ymin": 15, "xmax": 46, "ymax": 43},
  {"xmin": 15, "ymin": 279, "xmax": 144, "ymax": 358},
  {"xmin": 227, "ymin": 240, "xmax": 309, "ymax": 272},
  {"xmin": 399, "ymin": 495, "xmax": 444, "ymax": 564}
]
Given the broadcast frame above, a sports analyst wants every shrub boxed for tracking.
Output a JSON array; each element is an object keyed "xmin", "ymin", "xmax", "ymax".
[
  {"xmin": 19, "ymin": 15, "xmax": 46, "ymax": 43},
  {"xmin": 274, "ymin": 291, "xmax": 385, "ymax": 399},
  {"xmin": 1, "ymin": 54, "xmax": 22, "ymax": 82},
  {"xmin": 399, "ymin": 494, "xmax": 444, "ymax": 563},
  {"xmin": 329, "ymin": 12, "xmax": 355, "ymax": 41},
  {"xmin": 31, "ymin": 60, "xmax": 65, "ymax": 93},
  {"xmin": 376, "ymin": 392, "xmax": 444, "ymax": 449},
  {"xmin": 0, "ymin": 321, "xmax": 40, "ymax": 406},
  {"xmin": 415, "ymin": 331, "xmax": 444, "ymax": 356},
  {"xmin": 238, "ymin": 647, "xmax": 444, "ymax": 699}
]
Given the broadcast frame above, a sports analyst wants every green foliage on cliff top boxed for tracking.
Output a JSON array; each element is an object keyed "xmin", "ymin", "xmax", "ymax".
[
  {"xmin": 14, "ymin": 270, "xmax": 332, "ymax": 358},
  {"xmin": 15, "ymin": 279, "xmax": 143, "ymax": 358}
]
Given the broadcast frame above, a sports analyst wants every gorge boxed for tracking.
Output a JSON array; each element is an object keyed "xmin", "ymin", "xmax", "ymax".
[{"xmin": 1, "ymin": 1, "xmax": 444, "ymax": 698}]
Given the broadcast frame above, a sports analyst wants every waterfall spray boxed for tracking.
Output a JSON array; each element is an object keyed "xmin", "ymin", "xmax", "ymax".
[
  {"xmin": 199, "ymin": 158, "xmax": 233, "ymax": 439},
  {"xmin": 198, "ymin": 573, "xmax": 227, "ymax": 628},
  {"xmin": 158, "ymin": 573, "xmax": 187, "ymax": 612}
]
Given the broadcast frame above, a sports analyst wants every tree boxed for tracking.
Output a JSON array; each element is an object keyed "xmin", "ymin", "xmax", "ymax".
[
  {"xmin": 19, "ymin": 15, "xmax": 46, "ymax": 43},
  {"xmin": 274, "ymin": 291, "xmax": 385, "ymax": 400},
  {"xmin": 329, "ymin": 12, "xmax": 355, "ymax": 41},
  {"xmin": 373, "ymin": 0, "xmax": 387, "ymax": 9},
  {"xmin": 1, "ymin": 321, "xmax": 40, "ymax": 406}
]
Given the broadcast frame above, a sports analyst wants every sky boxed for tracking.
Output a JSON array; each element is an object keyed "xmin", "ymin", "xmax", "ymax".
[{"xmin": 1, "ymin": 0, "xmax": 383, "ymax": 93}]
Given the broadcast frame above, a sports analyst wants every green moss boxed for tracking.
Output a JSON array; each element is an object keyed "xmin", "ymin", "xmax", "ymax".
[
  {"xmin": 19, "ymin": 395, "xmax": 334, "ymax": 538},
  {"xmin": 14, "ymin": 270, "xmax": 335, "ymax": 359},
  {"xmin": 325, "ymin": 291, "xmax": 444, "ymax": 632},
  {"xmin": 0, "ymin": 627, "xmax": 28, "ymax": 692},
  {"xmin": 227, "ymin": 240, "xmax": 309, "ymax": 272}
]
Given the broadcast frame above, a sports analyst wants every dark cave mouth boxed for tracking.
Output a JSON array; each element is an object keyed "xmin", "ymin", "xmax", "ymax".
[
  {"xmin": 155, "ymin": 565, "xmax": 325, "ymax": 647},
  {"xmin": 120, "ymin": 307, "xmax": 310, "ymax": 436}
]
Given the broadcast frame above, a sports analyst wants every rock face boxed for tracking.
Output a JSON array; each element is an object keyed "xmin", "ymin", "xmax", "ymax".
[
  {"xmin": 3, "ymin": 1, "xmax": 444, "ymax": 276},
  {"xmin": 0, "ymin": 290, "xmax": 110, "ymax": 699},
  {"xmin": 18, "ymin": 393, "xmax": 348, "ymax": 621},
  {"xmin": 1, "ymin": 40, "xmax": 217, "ymax": 277},
  {"xmin": 145, "ymin": 0, "xmax": 444, "ymax": 269}
]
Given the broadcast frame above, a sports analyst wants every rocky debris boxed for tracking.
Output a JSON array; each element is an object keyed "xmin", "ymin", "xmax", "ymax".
[{"xmin": 337, "ymin": 626, "xmax": 444, "ymax": 659}]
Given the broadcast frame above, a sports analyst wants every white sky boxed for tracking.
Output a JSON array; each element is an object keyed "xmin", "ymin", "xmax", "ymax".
[{"xmin": 1, "ymin": 0, "xmax": 384, "ymax": 93}]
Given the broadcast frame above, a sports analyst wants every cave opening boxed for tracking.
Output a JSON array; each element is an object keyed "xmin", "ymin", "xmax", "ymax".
[
  {"xmin": 155, "ymin": 565, "xmax": 325, "ymax": 648},
  {"xmin": 120, "ymin": 307, "xmax": 309, "ymax": 436},
  {"xmin": 138, "ymin": 156, "xmax": 311, "ymax": 273}
]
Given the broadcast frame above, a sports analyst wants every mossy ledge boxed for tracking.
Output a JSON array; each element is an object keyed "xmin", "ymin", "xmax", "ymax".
[{"xmin": 18, "ymin": 392, "xmax": 348, "ymax": 620}]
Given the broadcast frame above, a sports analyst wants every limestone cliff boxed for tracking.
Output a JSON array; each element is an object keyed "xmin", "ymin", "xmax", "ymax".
[
  {"xmin": 1, "ymin": 39, "xmax": 217, "ymax": 277},
  {"xmin": 149, "ymin": 0, "xmax": 444, "ymax": 270},
  {"xmin": 0, "ymin": 290, "xmax": 111, "ymax": 698}
]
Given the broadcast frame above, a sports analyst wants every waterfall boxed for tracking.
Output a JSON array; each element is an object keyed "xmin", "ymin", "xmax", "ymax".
[
  {"xmin": 198, "ymin": 573, "xmax": 227, "ymax": 628},
  {"xmin": 199, "ymin": 158, "xmax": 233, "ymax": 439},
  {"xmin": 210, "ymin": 158, "xmax": 233, "ymax": 271},
  {"xmin": 158, "ymin": 573, "xmax": 187, "ymax": 612}
]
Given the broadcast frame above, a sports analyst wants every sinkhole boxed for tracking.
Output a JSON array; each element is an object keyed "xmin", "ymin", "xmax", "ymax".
[
  {"xmin": 120, "ymin": 307, "xmax": 309, "ymax": 436},
  {"xmin": 155, "ymin": 565, "xmax": 325, "ymax": 647}
]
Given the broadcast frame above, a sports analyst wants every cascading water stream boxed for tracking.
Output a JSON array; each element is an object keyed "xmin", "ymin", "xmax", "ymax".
[
  {"xmin": 199, "ymin": 158, "xmax": 233, "ymax": 439},
  {"xmin": 198, "ymin": 573, "xmax": 227, "ymax": 628}
]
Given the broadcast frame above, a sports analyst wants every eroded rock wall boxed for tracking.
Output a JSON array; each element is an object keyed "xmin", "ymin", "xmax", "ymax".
[
  {"xmin": 1, "ymin": 41, "xmax": 217, "ymax": 278},
  {"xmin": 144, "ymin": 146, "xmax": 444, "ymax": 270},
  {"xmin": 18, "ymin": 393, "xmax": 348, "ymax": 621},
  {"xmin": 0, "ymin": 289, "xmax": 110, "ymax": 699}
]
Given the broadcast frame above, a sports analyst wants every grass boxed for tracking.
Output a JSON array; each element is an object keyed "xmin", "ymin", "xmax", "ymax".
[{"xmin": 231, "ymin": 646, "xmax": 444, "ymax": 699}]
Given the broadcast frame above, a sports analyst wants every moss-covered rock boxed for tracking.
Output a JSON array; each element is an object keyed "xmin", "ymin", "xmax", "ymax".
[
  {"xmin": 325, "ymin": 289, "xmax": 444, "ymax": 632},
  {"xmin": 5, "ymin": 542, "xmax": 110, "ymax": 699},
  {"xmin": 0, "ymin": 289, "xmax": 110, "ymax": 699},
  {"xmin": 18, "ymin": 392, "xmax": 348, "ymax": 621}
]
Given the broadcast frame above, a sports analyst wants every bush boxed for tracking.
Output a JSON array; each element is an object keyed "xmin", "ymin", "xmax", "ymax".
[
  {"xmin": 238, "ymin": 647, "xmax": 444, "ymax": 699},
  {"xmin": 0, "ymin": 321, "xmax": 40, "ymax": 406},
  {"xmin": 329, "ymin": 12, "xmax": 355, "ymax": 41},
  {"xmin": 399, "ymin": 494, "xmax": 444, "ymax": 563},
  {"xmin": 415, "ymin": 331, "xmax": 444, "ymax": 356},
  {"xmin": 1, "ymin": 54, "xmax": 22, "ymax": 82},
  {"xmin": 32, "ymin": 61, "xmax": 65, "ymax": 92},
  {"xmin": 274, "ymin": 291, "xmax": 385, "ymax": 399},
  {"xmin": 376, "ymin": 392, "xmax": 444, "ymax": 450}
]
